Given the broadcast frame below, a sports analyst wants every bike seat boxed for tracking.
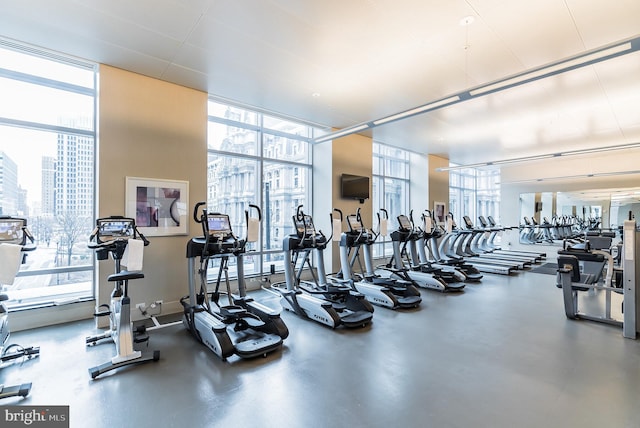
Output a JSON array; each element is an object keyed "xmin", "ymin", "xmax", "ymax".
[{"xmin": 107, "ymin": 271, "xmax": 145, "ymax": 282}]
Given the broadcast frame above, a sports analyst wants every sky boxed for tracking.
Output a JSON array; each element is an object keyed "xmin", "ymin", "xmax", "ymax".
[
  {"xmin": 0, "ymin": 126, "xmax": 55, "ymax": 206},
  {"xmin": 0, "ymin": 45, "xmax": 95, "ymax": 208}
]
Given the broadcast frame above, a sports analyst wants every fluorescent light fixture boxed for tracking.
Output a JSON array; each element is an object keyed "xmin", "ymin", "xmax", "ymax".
[
  {"xmin": 437, "ymin": 141, "xmax": 640, "ymax": 172},
  {"xmin": 373, "ymin": 96, "xmax": 461, "ymax": 126},
  {"xmin": 563, "ymin": 142, "xmax": 640, "ymax": 156},
  {"xmin": 437, "ymin": 154, "xmax": 557, "ymax": 171},
  {"xmin": 501, "ymin": 169, "xmax": 640, "ymax": 185},
  {"xmin": 489, "ymin": 153, "xmax": 557, "ymax": 166},
  {"xmin": 312, "ymin": 35, "xmax": 639, "ymax": 145},
  {"xmin": 469, "ymin": 40, "xmax": 635, "ymax": 97},
  {"xmin": 314, "ymin": 124, "xmax": 369, "ymax": 143}
]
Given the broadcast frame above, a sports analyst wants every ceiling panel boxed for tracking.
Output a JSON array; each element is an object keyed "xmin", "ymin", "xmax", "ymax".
[
  {"xmin": 476, "ymin": 0, "xmax": 584, "ymax": 69},
  {"xmin": 0, "ymin": 0, "xmax": 638, "ymax": 167},
  {"xmin": 79, "ymin": 0, "xmax": 207, "ymax": 41},
  {"xmin": 566, "ymin": 0, "xmax": 640, "ymax": 47}
]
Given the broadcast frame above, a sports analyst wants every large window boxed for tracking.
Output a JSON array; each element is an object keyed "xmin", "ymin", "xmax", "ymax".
[
  {"xmin": 0, "ymin": 39, "xmax": 97, "ymax": 308},
  {"xmin": 207, "ymin": 100, "xmax": 318, "ymax": 277},
  {"xmin": 449, "ymin": 167, "xmax": 500, "ymax": 229},
  {"xmin": 372, "ymin": 143, "xmax": 410, "ymax": 258}
]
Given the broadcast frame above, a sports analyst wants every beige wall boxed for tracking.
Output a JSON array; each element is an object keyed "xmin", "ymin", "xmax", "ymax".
[
  {"xmin": 97, "ymin": 65, "xmax": 207, "ymax": 318},
  {"xmin": 427, "ymin": 155, "xmax": 449, "ymax": 214}
]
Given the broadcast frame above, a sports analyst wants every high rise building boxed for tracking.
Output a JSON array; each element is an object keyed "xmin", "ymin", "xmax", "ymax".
[
  {"xmin": 41, "ymin": 156, "xmax": 55, "ymax": 215},
  {"xmin": 0, "ymin": 151, "xmax": 19, "ymax": 215},
  {"xmin": 55, "ymin": 119, "xmax": 94, "ymax": 217},
  {"xmin": 16, "ymin": 186, "xmax": 28, "ymax": 216}
]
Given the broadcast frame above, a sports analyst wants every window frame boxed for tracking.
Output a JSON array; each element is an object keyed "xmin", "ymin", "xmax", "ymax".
[
  {"xmin": 0, "ymin": 38, "xmax": 97, "ymax": 310},
  {"xmin": 372, "ymin": 142, "xmax": 411, "ymax": 259},
  {"xmin": 207, "ymin": 98, "xmax": 318, "ymax": 277}
]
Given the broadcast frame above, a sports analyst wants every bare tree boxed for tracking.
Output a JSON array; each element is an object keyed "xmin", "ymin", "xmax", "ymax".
[{"xmin": 57, "ymin": 211, "xmax": 91, "ymax": 278}]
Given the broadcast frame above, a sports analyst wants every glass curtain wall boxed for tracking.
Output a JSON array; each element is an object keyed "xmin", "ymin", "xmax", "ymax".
[
  {"xmin": 372, "ymin": 143, "xmax": 410, "ymax": 259},
  {"xmin": 0, "ymin": 39, "xmax": 96, "ymax": 308},
  {"xmin": 207, "ymin": 100, "xmax": 317, "ymax": 277},
  {"xmin": 449, "ymin": 167, "xmax": 500, "ymax": 229}
]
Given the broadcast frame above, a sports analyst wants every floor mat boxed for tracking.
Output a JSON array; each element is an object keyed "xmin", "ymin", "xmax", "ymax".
[{"xmin": 530, "ymin": 262, "xmax": 558, "ymax": 275}]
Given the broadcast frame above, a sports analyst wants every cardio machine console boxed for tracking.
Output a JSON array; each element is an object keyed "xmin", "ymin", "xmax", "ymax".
[
  {"xmin": 397, "ymin": 215, "xmax": 412, "ymax": 231},
  {"xmin": 206, "ymin": 214, "xmax": 233, "ymax": 240},
  {"xmin": 294, "ymin": 215, "xmax": 316, "ymax": 238},
  {"xmin": 347, "ymin": 215, "xmax": 363, "ymax": 233},
  {"xmin": 96, "ymin": 218, "xmax": 135, "ymax": 243},
  {"xmin": 0, "ymin": 218, "xmax": 26, "ymax": 244}
]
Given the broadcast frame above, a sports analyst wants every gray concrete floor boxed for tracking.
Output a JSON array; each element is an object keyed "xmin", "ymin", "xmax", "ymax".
[{"xmin": 3, "ymin": 264, "xmax": 640, "ymax": 428}]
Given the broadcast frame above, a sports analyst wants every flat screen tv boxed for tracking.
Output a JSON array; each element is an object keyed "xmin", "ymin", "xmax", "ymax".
[{"xmin": 341, "ymin": 174, "xmax": 370, "ymax": 201}]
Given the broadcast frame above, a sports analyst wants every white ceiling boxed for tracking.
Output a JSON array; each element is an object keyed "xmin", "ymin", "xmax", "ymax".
[{"xmin": 1, "ymin": 0, "xmax": 639, "ymax": 164}]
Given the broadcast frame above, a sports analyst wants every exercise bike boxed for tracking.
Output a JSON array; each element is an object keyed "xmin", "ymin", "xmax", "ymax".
[
  {"xmin": 86, "ymin": 217, "xmax": 159, "ymax": 379},
  {"xmin": 0, "ymin": 216, "xmax": 40, "ymax": 399},
  {"xmin": 181, "ymin": 203, "xmax": 287, "ymax": 360}
]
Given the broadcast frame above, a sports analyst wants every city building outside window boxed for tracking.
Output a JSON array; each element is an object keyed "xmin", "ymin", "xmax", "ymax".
[
  {"xmin": 207, "ymin": 99, "xmax": 318, "ymax": 277},
  {"xmin": 372, "ymin": 143, "xmax": 410, "ymax": 259},
  {"xmin": 0, "ymin": 39, "xmax": 96, "ymax": 309},
  {"xmin": 449, "ymin": 167, "xmax": 500, "ymax": 230}
]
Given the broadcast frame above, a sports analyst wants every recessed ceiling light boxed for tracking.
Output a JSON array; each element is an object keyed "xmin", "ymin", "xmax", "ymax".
[
  {"xmin": 312, "ymin": 92, "xmax": 320, "ymax": 98},
  {"xmin": 459, "ymin": 16, "xmax": 475, "ymax": 26}
]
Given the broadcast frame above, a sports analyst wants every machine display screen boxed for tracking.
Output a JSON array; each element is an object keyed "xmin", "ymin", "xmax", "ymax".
[
  {"xmin": 347, "ymin": 216, "xmax": 362, "ymax": 232},
  {"xmin": 295, "ymin": 215, "xmax": 315, "ymax": 235},
  {"xmin": 98, "ymin": 220, "xmax": 134, "ymax": 240},
  {"xmin": 207, "ymin": 215, "xmax": 231, "ymax": 235},
  {"xmin": 0, "ymin": 220, "xmax": 23, "ymax": 243},
  {"xmin": 398, "ymin": 215, "xmax": 412, "ymax": 230}
]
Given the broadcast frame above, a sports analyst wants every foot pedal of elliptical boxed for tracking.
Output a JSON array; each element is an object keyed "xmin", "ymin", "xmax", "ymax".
[
  {"xmin": 220, "ymin": 305, "xmax": 246, "ymax": 318},
  {"xmin": 134, "ymin": 325, "xmax": 149, "ymax": 344},
  {"xmin": 134, "ymin": 333, "xmax": 149, "ymax": 344}
]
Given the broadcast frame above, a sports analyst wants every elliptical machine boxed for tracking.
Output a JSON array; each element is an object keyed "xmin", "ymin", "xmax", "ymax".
[
  {"xmin": 0, "ymin": 217, "xmax": 39, "ymax": 399},
  {"xmin": 181, "ymin": 203, "xmax": 287, "ymax": 360},
  {"xmin": 422, "ymin": 210, "xmax": 483, "ymax": 282},
  {"xmin": 270, "ymin": 206, "xmax": 374, "ymax": 328},
  {"xmin": 86, "ymin": 217, "xmax": 160, "ymax": 379},
  {"xmin": 410, "ymin": 211, "xmax": 467, "ymax": 283},
  {"xmin": 378, "ymin": 213, "xmax": 465, "ymax": 292},
  {"xmin": 336, "ymin": 208, "xmax": 422, "ymax": 309}
]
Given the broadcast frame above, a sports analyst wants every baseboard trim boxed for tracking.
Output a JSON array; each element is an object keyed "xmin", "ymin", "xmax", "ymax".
[{"xmin": 10, "ymin": 300, "xmax": 95, "ymax": 332}]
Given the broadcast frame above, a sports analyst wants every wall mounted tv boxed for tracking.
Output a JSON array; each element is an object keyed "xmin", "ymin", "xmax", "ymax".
[{"xmin": 341, "ymin": 174, "xmax": 370, "ymax": 202}]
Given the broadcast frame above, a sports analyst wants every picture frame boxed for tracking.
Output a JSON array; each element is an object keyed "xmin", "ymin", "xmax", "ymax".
[
  {"xmin": 125, "ymin": 177, "xmax": 189, "ymax": 237},
  {"xmin": 433, "ymin": 201, "xmax": 446, "ymax": 224}
]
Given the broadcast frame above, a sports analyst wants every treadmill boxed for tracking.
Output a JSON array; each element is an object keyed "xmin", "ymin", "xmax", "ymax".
[
  {"xmin": 459, "ymin": 216, "xmax": 536, "ymax": 268},
  {"xmin": 441, "ymin": 214, "xmax": 517, "ymax": 275}
]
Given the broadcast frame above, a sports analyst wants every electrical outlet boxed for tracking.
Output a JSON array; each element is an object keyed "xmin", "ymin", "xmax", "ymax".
[
  {"xmin": 136, "ymin": 303, "xmax": 147, "ymax": 315},
  {"xmin": 147, "ymin": 300, "xmax": 162, "ymax": 316}
]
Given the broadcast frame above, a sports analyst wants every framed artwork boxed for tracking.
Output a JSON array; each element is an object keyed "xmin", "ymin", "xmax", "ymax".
[
  {"xmin": 434, "ymin": 201, "xmax": 446, "ymax": 224},
  {"xmin": 125, "ymin": 177, "xmax": 189, "ymax": 236}
]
